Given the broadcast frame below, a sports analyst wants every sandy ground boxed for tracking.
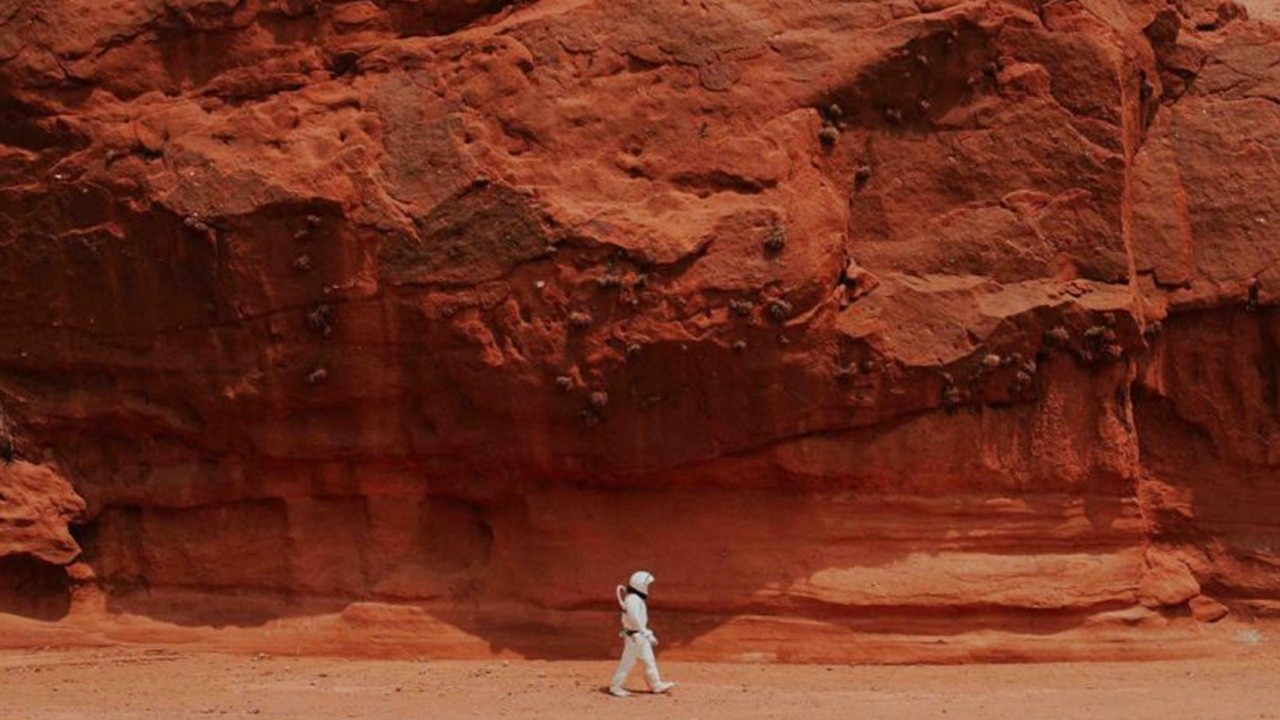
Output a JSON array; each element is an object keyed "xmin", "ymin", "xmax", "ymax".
[{"xmin": 4, "ymin": 648, "xmax": 1280, "ymax": 720}]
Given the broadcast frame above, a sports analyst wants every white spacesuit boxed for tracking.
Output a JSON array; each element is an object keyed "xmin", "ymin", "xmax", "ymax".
[{"xmin": 609, "ymin": 570, "xmax": 675, "ymax": 697}]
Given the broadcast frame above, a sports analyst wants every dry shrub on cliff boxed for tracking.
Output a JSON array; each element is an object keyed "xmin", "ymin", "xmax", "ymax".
[
  {"xmin": 763, "ymin": 225, "xmax": 787, "ymax": 254},
  {"xmin": 306, "ymin": 304, "xmax": 335, "ymax": 337},
  {"xmin": 568, "ymin": 310, "xmax": 593, "ymax": 328}
]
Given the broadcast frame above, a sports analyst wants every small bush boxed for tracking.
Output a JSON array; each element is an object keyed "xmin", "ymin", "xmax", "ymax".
[
  {"xmin": 306, "ymin": 304, "xmax": 334, "ymax": 338},
  {"xmin": 767, "ymin": 299, "xmax": 792, "ymax": 322},
  {"xmin": 1045, "ymin": 326, "xmax": 1070, "ymax": 346},
  {"xmin": 763, "ymin": 226, "xmax": 787, "ymax": 254}
]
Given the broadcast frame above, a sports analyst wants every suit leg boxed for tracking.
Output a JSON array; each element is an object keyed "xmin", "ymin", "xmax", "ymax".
[
  {"xmin": 610, "ymin": 637, "xmax": 639, "ymax": 691},
  {"xmin": 637, "ymin": 637, "xmax": 663, "ymax": 689}
]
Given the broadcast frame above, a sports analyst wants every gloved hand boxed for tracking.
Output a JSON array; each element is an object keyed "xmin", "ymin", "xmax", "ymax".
[{"xmin": 643, "ymin": 629, "xmax": 658, "ymax": 646}]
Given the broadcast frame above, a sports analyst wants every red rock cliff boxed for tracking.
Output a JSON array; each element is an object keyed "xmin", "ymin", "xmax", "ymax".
[{"xmin": 1, "ymin": 0, "xmax": 1279, "ymax": 662}]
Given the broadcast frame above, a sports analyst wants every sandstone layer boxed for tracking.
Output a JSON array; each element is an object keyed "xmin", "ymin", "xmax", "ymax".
[{"xmin": 1, "ymin": 0, "xmax": 1279, "ymax": 662}]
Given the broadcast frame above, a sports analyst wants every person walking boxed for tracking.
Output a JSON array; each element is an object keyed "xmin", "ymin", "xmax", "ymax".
[{"xmin": 609, "ymin": 570, "xmax": 675, "ymax": 697}]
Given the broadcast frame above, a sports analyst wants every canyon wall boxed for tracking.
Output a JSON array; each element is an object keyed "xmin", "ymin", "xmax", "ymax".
[{"xmin": 2, "ymin": 0, "xmax": 1280, "ymax": 662}]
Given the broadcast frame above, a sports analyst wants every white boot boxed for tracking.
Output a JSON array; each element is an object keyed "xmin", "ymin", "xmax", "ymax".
[
  {"xmin": 651, "ymin": 681, "xmax": 675, "ymax": 694},
  {"xmin": 609, "ymin": 686, "xmax": 631, "ymax": 698}
]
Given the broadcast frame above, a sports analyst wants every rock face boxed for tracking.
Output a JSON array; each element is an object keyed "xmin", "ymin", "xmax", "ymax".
[
  {"xmin": 1, "ymin": 0, "xmax": 1279, "ymax": 662},
  {"xmin": 0, "ymin": 461, "xmax": 86, "ymax": 619}
]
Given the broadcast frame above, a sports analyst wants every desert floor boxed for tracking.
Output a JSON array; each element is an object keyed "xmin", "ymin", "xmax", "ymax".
[{"xmin": 4, "ymin": 647, "xmax": 1280, "ymax": 719}]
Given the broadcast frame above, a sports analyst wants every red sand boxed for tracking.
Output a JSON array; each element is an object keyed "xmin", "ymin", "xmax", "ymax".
[
  {"xmin": 5, "ymin": 648, "xmax": 1280, "ymax": 720},
  {"xmin": 5, "ymin": 0, "xmax": 1280, "ymax": 666}
]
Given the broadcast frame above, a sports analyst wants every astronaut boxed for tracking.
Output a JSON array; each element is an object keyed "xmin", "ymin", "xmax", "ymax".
[{"xmin": 609, "ymin": 570, "xmax": 675, "ymax": 697}]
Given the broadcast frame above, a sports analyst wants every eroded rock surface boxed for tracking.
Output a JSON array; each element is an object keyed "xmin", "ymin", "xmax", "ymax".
[
  {"xmin": 1, "ymin": 0, "xmax": 1278, "ymax": 661},
  {"xmin": 0, "ymin": 461, "xmax": 86, "ymax": 619}
]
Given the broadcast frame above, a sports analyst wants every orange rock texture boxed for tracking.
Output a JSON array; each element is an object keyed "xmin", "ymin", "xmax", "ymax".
[{"xmin": 2, "ymin": 0, "xmax": 1280, "ymax": 662}]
